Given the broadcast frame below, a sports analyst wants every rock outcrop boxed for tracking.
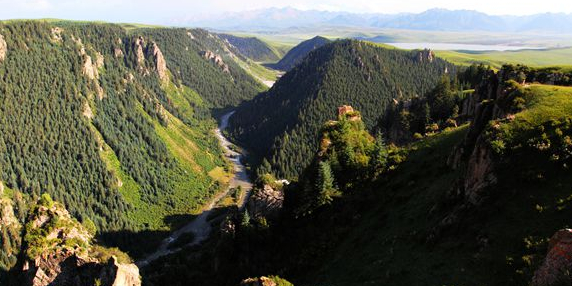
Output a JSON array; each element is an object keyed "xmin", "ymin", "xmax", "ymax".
[
  {"xmin": 0, "ymin": 33, "xmax": 7, "ymax": 62},
  {"xmin": 240, "ymin": 276, "xmax": 277, "ymax": 286},
  {"xmin": 532, "ymin": 229, "xmax": 572, "ymax": 286},
  {"xmin": 134, "ymin": 36, "xmax": 146, "ymax": 67},
  {"xmin": 51, "ymin": 27, "xmax": 63, "ymax": 42},
  {"xmin": 0, "ymin": 193, "xmax": 21, "ymax": 270},
  {"xmin": 83, "ymin": 101, "xmax": 94, "ymax": 119},
  {"xmin": 19, "ymin": 195, "xmax": 140, "ymax": 286},
  {"xmin": 114, "ymin": 48, "xmax": 124, "ymax": 58},
  {"xmin": 448, "ymin": 70, "xmax": 503, "ymax": 204},
  {"xmin": 417, "ymin": 49, "xmax": 434, "ymax": 63},
  {"xmin": 150, "ymin": 42, "xmax": 168, "ymax": 82},
  {"xmin": 82, "ymin": 54, "xmax": 99, "ymax": 80},
  {"xmin": 240, "ymin": 276, "xmax": 292, "ymax": 286},
  {"xmin": 130, "ymin": 37, "xmax": 169, "ymax": 81},
  {"xmin": 200, "ymin": 50, "xmax": 230, "ymax": 73},
  {"xmin": 247, "ymin": 184, "xmax": 284, "ymax": 220},
  {"xmin": 72, "ymin": 35, "xmax": 105, "ymax": 99}
]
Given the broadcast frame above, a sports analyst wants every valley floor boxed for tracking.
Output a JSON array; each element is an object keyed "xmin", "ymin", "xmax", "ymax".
[{"xmin": 137, "ymin": 111, "xmax": 253, "ymax": 266}]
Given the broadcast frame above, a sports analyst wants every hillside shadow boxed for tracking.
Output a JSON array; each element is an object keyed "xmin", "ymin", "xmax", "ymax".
[
  {"xmin": 262, "ymin": 63, "xmax": 280, "ymax": 70},
  {"xmin": 97, "ymin": 213, "xmax": 198, "ymax": 260},
  {"xmin": 97, "ymin": 205, "xmax": 238, "ymax": 261}
]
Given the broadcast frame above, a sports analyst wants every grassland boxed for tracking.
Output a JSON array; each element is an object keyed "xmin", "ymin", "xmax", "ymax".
[
  {"xmin": 509, "ymin": 84, "xmax": 572, "ymax": 131},
  {"xmin": 436, "ymin": 48, "xmax": 572, "ymax": 68},
  {"xmin": 228, "ymin": 27, "xmax": 572, "ymax": 69}
]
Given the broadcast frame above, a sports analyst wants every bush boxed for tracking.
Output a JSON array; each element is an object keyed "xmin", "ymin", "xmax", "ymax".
[
  {"xmin": 38, "ymin": 193, "xmax": 54, "ymax": 209},
  {"xmin": 90, "ymin": 245, "xmax": 132, "ymax": 264}
]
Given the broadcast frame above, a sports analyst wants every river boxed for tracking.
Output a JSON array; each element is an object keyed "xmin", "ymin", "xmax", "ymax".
[{"xmin": 137, "ymin": 111, "xmax": 253, "ymax": 267}]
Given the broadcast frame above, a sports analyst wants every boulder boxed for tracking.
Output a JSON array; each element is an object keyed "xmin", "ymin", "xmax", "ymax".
[
  {"xmin": 247, "ymin": 184, "xmax": 284, "ymax": 220},
  {"xmin": 532, "ymin": 229, "xmax": 572, "ymax": 286}
]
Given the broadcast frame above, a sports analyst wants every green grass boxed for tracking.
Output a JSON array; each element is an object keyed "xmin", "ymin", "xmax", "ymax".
[
  {"xmin": 88, "ymin": 122, "xmax": 142, "ymax": 207},
  {"xmin": 136, "ymin": 104, "xmax": 221, "ymax": 223},
  {"xmin": 436, "ymin": 48, "xmax": 572, "ymax": 68},
  {"xmin": 162, "ymin": 72, "xmax": 204, "ymax": 121},
  {"xmin": 491, "ymin": 84, "xmax": 572, "ymax": 151},
  {"xmin": 129, "ymin": 77, "xmax": 232, "ymax": 228},
  {"xmin": 312, "ymin": 126, "xmax": 470, "ymax": 285},
  {"xmin": 230, "ymin": 52, "xmax": 282, "ymax": 85},
  {"xmin": 310, "ymin": 85, "xmax": 572, "ymax": 286},
  {"xmin": 514, "ymin": 84, "xmax": 572, "ymax": 126}
]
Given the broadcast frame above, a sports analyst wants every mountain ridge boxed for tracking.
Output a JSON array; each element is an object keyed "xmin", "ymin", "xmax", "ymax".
[
  {"xmin": 228, "ymin": 40, "xmax": 455, "ymax": 179},
  {"xmin": 182, "ymin": 7, "xmax": 572, "ymax": 33}
]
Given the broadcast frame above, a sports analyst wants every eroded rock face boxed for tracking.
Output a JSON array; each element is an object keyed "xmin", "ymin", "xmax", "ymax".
[
  {"xmin": 20, "ymin": 199, "xmax": 140, "ymax": 286},
  {"xmin": 462, "ymin": 136, "xmax": 497, "ymax": 205},
  {"xmin": 0, "ymin": 34, "xmax": 7, "ymax": 62},
  {"xmin": 114, "ymin": 48, "xmax": 124, "ymax": 58},
  {"xmin": 26, "ymin": 255, "xmax": 140, "ymax": 286},
  {"xmin": 247, "ymin": 184, "xmax": 284, "ymax": 220},
  {"xmin": 134, "ymin": 36, "xmax": 145, "ymax": 67},
  {"xmin": 51, "ymin": 27, "xmax": 63, "ymax": 42},
  {"xmin": 151, "ymin": 42, "xmax": 168, "ymax": 82},
  {"xmin": 0, "ymin": 197, "xmax": 17, "ymax": 228},
  {"xmin": 95, "ymin": 51, "xmax": 104, "ymax": 69},
  {"xmin": 82, "ymin": 55, "xmax": 99, "ymax": 80},
  {"xmin": 240, "ymin": 276, "xmax": 276, "ymax": 286},
  {"xmin": 83, "ymin": 101, "xmax": 94, "ymax": 119},
  {"xmin": 200, "ymin": 50, "xmax": 230, "ymax": 73},
  {"xmin": 532, "ymin": 229, "xmax": 572, "ymax": 286},
  {"xmin": 417, "ymin": 49, "xmax": 434, "ymax": 63},
  {"xmin": 448, "ymin": 70, "xmax": 501, "ymax": 204}
]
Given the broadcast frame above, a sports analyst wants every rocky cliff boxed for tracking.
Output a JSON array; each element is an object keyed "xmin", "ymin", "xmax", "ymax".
[
  {"xmin": 200, "ymin": 50, "xmax": 230, "ymax": 73},
  {"xmin": 16, "ymin": 195, "xmax": 140, "ymax": 286},
  {"xmin": 448, "ymin": 68, "xmax": 521, "ymax": 206},
  {"xmin": 150, "ymin": 42, "xmax": 168, "ymax": 82},
  {"xmin": 131, "ymin": 36, "xmax": 169, "ymax": 81},
  {"xmin": 0, "ymin": 33, "xmax": 6, "ymax": 62},
  {"xmin": 0, "ymin": 189, "xmax": 22, "ymax": 272},
  {"xmin": 240, "ymin": 276, "xmax": 293, "ymax": 286},
  {"xmin": 247, "ymin": 184, "xmax": 285, "ymax": 221}
]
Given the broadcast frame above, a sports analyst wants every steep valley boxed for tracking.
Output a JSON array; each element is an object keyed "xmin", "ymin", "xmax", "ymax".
[
  {"xmin": 1, "ymin": 17, "xmax": 572, "ymax": 286},
  {"xmin": 0, "ymin": 20, "xmax": 267, "ymax": 285},
  {"xmin": 144, "ymin": 64, "xmax": 572, "ymax": 286}
]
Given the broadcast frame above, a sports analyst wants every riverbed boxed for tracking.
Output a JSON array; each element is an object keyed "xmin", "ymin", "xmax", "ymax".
[{"xmin": 137, "ymin": 111, "xmax": 252, "ymax": 267}]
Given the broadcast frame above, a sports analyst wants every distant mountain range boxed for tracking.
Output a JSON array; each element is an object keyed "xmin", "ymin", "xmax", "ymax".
[{"xmin": 178, "ymin": 7, "xmax": 572, "ymax": 33}]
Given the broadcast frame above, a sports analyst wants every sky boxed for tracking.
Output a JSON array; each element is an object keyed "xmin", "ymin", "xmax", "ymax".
[{"xmin": 0, "ymin": 0, "xmax": 570, "ymax": 24}]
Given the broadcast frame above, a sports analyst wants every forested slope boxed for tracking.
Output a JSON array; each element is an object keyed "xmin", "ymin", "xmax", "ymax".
[
  {"xmin": 218, "ymin": 33, "xmax": 281, "ymax": 62},
  {"xmin": 0, "ymin": 21, "xmax": 262, "ymax": 264},
  {"xmin": 228, "ymin": 40, "xmax": 455, "ymax": 178},
  {"xmin": 269, "ymin": 36, "xmax": 330, "ymax": 71},
  {"xmin": 148, "ymin": 65, "xmax": 572, "ymax": 286}
]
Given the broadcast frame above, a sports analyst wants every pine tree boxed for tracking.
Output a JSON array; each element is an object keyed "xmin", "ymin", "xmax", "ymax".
[
  {"xmin": 315, "ymin": 161, "xmax": 339, "ymax": 207},
  {"xmin": 241, "ymin": 209, "xmax": 251, "ymax": 227}
]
